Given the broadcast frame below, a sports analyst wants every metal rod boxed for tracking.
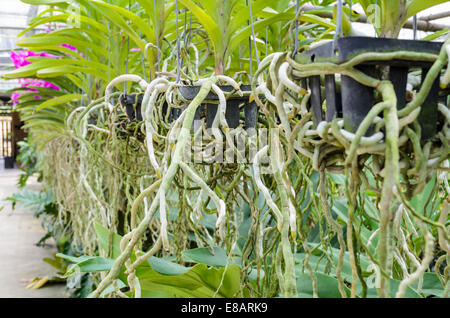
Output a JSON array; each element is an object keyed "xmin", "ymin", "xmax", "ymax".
[
  {"xmin": 248, "ymin": 37, "xmax": 253, "ymax": 84},
  {"xmin": 301, "ymin": 4, "xmax": 450, "ymax": 33},
  {"xmin": 421, "ymin": 10, "xmax": 450, "ymax": 21},
  {"xmin": 180, "ymin": 8, "xmax": 187, "ymax": 73},
  {"xmin": 333, "ymin": 0, "xmax": 343, "ymax": 51},
  {"xmin": 374, "ymin": 0, "xmax": 378, "ymax": 35},
  {"xmin": 153, "ymin": 0, "xmax": 161, "ymax": 73},
  {"xmin": 293, "ymin": 0, "xmax": 299, "ymax": 58},
  {"xmin": 265, "ymin": 26, "xmax": 268, "ymax": 57},
  {"xmin": 125, "ymin": 0, "xmax": 131, "ymax": 94},
  {"xmin": 413, "ymin": 15, "xmax": 417, "ymax": 40},
  {"xmin": 248, "ymin": 0, "xmax": 260, "ymax": 66},
  {"xmin": 175, "ymin": 0, "xmax": 181, "ymax": 83},
  {"xmin": 107, "ymin": 0, "xmax": 111, "ymax": 84},
  {"xmin": 335, "ymin": 0, "xmax": 343, "ymax": 40}
]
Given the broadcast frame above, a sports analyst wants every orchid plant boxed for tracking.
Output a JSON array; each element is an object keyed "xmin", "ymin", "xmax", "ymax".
[
  {"xmin": 2, "ymin": 0, "xmax": 449, "ymax": 299},
  {"xmin": 10, "ymin": 50, "xmax": 60, "ymax": 105}
]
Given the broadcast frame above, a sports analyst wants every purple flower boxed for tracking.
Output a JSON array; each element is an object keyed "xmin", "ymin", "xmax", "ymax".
[
  {"xmin": 10, "ymin": 50, "xmax": 61, "ymax": 105},
  {"xmin": 10, "ymin": 50, "xmax": 53, "ymax": 69},
  {"xmin": 11, "ymin": 93, "xmax": 20, "ymax": 105},
  {"xmin": 59, "ymin": 43, "xmax": 76, "ymax": 51},
  {"xmin": 57, "ymin": 43, "xmax": 84, "ymax": 58}
]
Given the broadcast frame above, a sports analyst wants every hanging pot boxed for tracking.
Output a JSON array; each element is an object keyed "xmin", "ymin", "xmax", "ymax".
[
  {"xmin": 296, "ymin": 36, "xmax": 445, "ymax": 140},
  {"xmin": 120, "ymin": 93, "xmax": 144, "ymax": 122},
  {"xmin": 119, "ymin": 85, "xmax": 258, "ymax": 131},
  {"xmin": 177, "ymin": 85, "xmax": 257, "ymax": 130}
]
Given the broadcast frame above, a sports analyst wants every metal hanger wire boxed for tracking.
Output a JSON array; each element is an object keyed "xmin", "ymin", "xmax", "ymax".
[
  {"xmin": 124, "ymin": 0, "xmax": 131, "ymax": 94},
  {"xmin": 413, "ymin": 15, "xmax": 418, "ymax": 40},
  {"xmin": 153, "ymin": 0, "xmax": 161, "ymax": 73},
  {"xmin": 248, "ymin": 0, "xmax": 260, "ymax": 66},
  {"xmin": 293, "ymin": 0, "xmax": 299, "ymax": 58},
  {"xmin": 175, "ymin": 0, "xmax": 181, "ymax": 83}
]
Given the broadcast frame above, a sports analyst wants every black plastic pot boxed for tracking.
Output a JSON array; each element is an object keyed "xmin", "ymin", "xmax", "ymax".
[
  {"xmin": 120, "ymin": 94, "xmax": 144, "ymax": 121},
  {"xmin": 120, "ymin": 85, "xmax": 257, "ymax": 130},
  {"xmin": 178, "ymin": 85, "xmax": 256, "ymax": 130},
  {"xmin": 120, "ymin": 93, "xmax": 177, "ymax": 124},
  {"xmin": 4, "ymin": 156, "xmax": 14, "ymax": 169},
  {"xmin": 296, "ymin": 36, "xmax": 444, "ymax": 140}
]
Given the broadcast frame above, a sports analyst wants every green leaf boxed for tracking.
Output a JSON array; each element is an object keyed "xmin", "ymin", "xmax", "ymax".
[
  {"xmin": 42, "ymin": 254, "xmax": 66, "ymax": 272},
  {"xmin": 329, "ymin": 173, "xmax": 346, "ymax": 185},
  {"xmin": 73, "ymin": 257, "xmax": 115, "ymax": 273},
  {"xmin": 56, "ymin": 253, "xmax": 115, "ymax": 276},
  {"xmin": 5, "ymin": 189, "xmax": 53, "ymax": 211},
  {"xmin": 406, "ymin": 0, "xmax": 450, "ymax": 20},
  {"xmin": 94, "ymin": 222, "xmax": 123, "ymax": 259},
  {"xmin": 3, "ymin": 59, "xmax": 58, "ymax": 79},
  {"xmin": 21, "ymin": 0, "xmax": 67, "ymax": 4},
  {"xmin": 331, "ymin": 199, "xmax": 374, "ymax": 248},
  {"xmin": 380, "ymin": 0, "xmax": 402, "ymax": 35},
  {"xmin": 8, "ymin": 85, "xmax": 66, "ymax": 96},
  {"xmin": 190, "ymin": 264, "xmax": 241, "ymax": 298},
  {"xmin": 358, "ymin": 0, "xmax": 374, "ymax": 16},
  {"xmin": 228, "ymin": 0, "xmax": 281, "ymax": 36},
  {"xmin": 136, "ymin": 0, "xmax": 166, "ymax": 40},
  {"xmin": 409, "ymin": 174, "xmax": 438, "ymax": 218},
  {"xmin": 63, "ymin": 257, "xmax": 115, "ymax": 276},
  {"xmin": 297, "ymin": 272, "xmax": 350, "ymax": 298},
  {"xmin": 37, "ymin": 65, "xmax": 108, "ymax": 80},
  {"xmin": 422, "ymin": 29, "xmax": 450, "ymax": 41},
  {"xmin": 19, "ymin": 13, "xmax": 108, "ymax": 37},
  {"xmin": 16, "ymin": 34, "xmax": 106, "ymax": 56},
  {"xmin": 35, "ymin": 94, "xmax": 82, "ymax": 111},
  {"xmin": 296, "ymin": 248, "xmax": 371, "ymax": 283},
  {"xmin": 182, "ymin": 247, "xmax": 228, "ymax": 267},
  {"xmin": 147, "ymin": 256, "xmax": 191, "ymax": 275},
  {"xmin": 178, "ymin": 0, "xmax": 222, "ymax": 56},
  {"xmin": 100, "ymin": 279, "xmax": 126, "ymax": 297},
  {"xmin": 371, "ymin": 278, "xmax": 422, "ymax": 298},
  {"xmin": 88, "ymin": 0, "xmax": 156, "ymax": 45},
  {"xmin": 56, "ymin": 253, "xmax": 93, "ymax": 264},
  {"xmin": 138, "ymin": 263, "xmax": 242, "ymax": 298},
  {"xmin": 410, "ymin": 272, "xmax": 445, "ymax": 298},
  {"xmin": 230, "ymin": 12, "xmax": 333, "ymax": 56}
]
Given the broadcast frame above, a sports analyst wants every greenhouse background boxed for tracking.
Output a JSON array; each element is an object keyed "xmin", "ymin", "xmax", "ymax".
[{"xmin": 0, "ymin": 0, "xmax": 449, "ymax": 300}]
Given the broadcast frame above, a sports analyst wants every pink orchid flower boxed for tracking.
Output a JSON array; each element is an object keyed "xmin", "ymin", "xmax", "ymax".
[{"xmin": 10, "ymin": 50, "xmax": 61, "ymax": 105}]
